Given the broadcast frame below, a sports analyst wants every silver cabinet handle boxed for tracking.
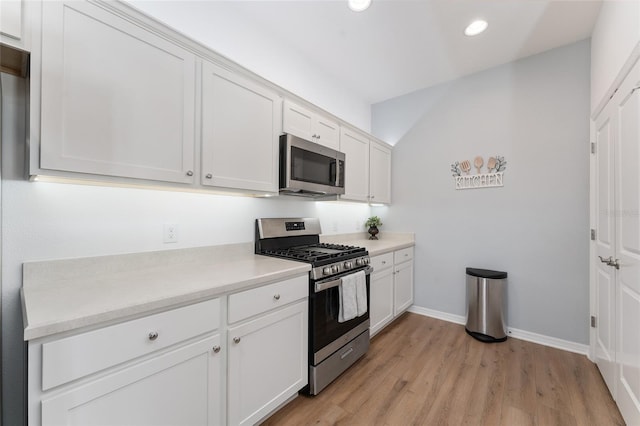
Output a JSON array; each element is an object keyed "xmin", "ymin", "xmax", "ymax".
[
  {"xmin": 317, "ymin": 135, "xmax": 321, "ymax": 139},
  {"xmin": 233, "ymin": 337, "xmax": 241, "ymax": 344},
  {"xmin": 599, "ymin": 255, "xmax": 612, "ymax": 264},
  {"xmin": 381, "ymin": 261, "xmax": 386, "ymax": 265},
  {"xmin": 212, "ymin": 346, "xmax": 221, "ymax": 353},
  {"xmin": 205, "ymin": 173, "xmax": 212, "ymax": 179},
  {"xmin": 186, "ymin": 170, "xmax": 193, "ymax": 177},
  {"xmin": 148, "ymin": 331, "xmax": 159, "ymax": 341},
  {"xmin": 370, "ymin": 195, "xmax": 375, "ymax": 199},
  {"xmin": 273, "ymin": 294, "xmax": 281, "ymax": 300}
]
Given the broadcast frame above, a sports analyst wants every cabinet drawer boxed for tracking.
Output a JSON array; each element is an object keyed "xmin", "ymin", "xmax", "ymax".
[
  {"xmin": 370, "ymin": 253, "xmax": 393, "ymax": 272},
  {"xmin": 228, "ymin": 275, "xmax": 308, "ymax": 324},
  {"xmin": 42, "ymin": 298, "xmax": 220, "ymax": 391},
  {"xmin": 394, "ymin": 247, "xmax": 414, "ymax": 264}
]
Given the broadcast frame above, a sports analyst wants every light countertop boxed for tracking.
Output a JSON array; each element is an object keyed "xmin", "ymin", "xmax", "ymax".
[
  {"xmin": 22, "ymin": 233, "xmax": 414, "ymax": 341},
  {"xmin": 22, "ymin": 243, "xmax": 309, "ymax": 341},
  {"xmin": 321, "ymin": 232, "xmax": 415, "ymax": 256}
]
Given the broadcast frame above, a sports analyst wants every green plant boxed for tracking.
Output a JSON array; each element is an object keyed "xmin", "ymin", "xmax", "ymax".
[{"xmin": 365, "ymin": 216, "xmax": 383, "ymax": 228}]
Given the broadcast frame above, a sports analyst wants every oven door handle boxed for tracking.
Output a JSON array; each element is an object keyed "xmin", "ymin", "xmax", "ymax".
[{"xmin": 314, "ymin": 266, "xmax": 373, "ymax": 293}]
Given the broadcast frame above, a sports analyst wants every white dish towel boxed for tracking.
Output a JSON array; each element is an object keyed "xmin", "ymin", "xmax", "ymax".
[{"xmin": 338, "ymin": 270, "xmax": 367, "ymax": 323}]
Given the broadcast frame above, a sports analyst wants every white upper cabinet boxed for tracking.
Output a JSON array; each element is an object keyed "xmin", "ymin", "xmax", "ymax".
[
  {"xmin": 38, "ymin": 1, "xmax": 196, "ymax": 184},
  {"xmin": 201, "ymin": 61, "xmax": 281, "ymax": 193},
  {"xmin": 340, "ymin": 127, "xmax": 370, "ymax": 202},
  {"xmin": 0, "ymin": 0, "xmax": 28, "ymax": 50},
  {"xmin": 369, "ymin": 140, "xmax": 392, "ymax": 204},
  {"xmin": 283, "ymin": 99, "xmax": 340, "ymax": 150}
]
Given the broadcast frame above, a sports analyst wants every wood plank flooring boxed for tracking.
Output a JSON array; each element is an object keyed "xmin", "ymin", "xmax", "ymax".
[{"xmin": 263, "ymin": 313, "xmax": 624, "ymax": 426}]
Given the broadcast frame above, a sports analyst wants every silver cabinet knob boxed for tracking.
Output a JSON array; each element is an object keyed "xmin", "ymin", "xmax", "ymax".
[
  {"xmin": 212, "ymin": 345, "xmax": 221, "ymax": 353},
  {"xmin": 186, "ymin": 170, "xmax": 194, "ymax": 177},
  {"xmin": 274, "ymin": 294, "xmax": 281, "ymax": 300},
  {"xmin": 205, "ymin": 173, "xmax": 213, "ymax": 179},
  {"xmin": 370, "ymin": 195, "xmax": 375, "ymax": 199},
  {"xmin": 317, "ymin": 135, "xmax": 321, "ymax": 139},
  {"xmin": 233, "ymin": 337, "xmax": 241, "ymax": 344},
  {"xmin": 148, "ymin": 331, "xmax": 159, "ymax": 341},
  {"xmin": 381, "ymin": 261, "xmax": 386, "ymax": 265}
]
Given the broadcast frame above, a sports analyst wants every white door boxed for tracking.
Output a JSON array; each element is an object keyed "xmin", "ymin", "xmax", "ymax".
[
  {"xmin": 393, "ymin": 260, "xmax": 414, "ymax": 316},
  {"xmin": 613, "ymin": 59, "xmax": 640, "ymax": 425},
  {"xmin": 340, "ymin": 127, "xmax": 370, "ymax": 202},
  {"xmin": 594, "ymin": 99, "xmax": 617, "ymax": 394},
  {"xmin": 201, "ymin": 60, "xmax": 281, "ymax": 193},
  {"xmin": 41, "ymin": 335, "xmax": 222, "ymax": 426},
  {"xmin": 39, "ymin": 1, "xmax": 196, "ymax": 184},
  {"xmin": 370, "ymin": 141, "xmax": 392, "ymax": 204},
  {"xmin": 370, "ymin": 268, "xmax": 394, "ymax": 336},
  {"xmin": 227, "ymin": 301, "xmax": 308, "ymax": 426},
  {"xmin": 282, "ymin": 99, "xmax": 315, "ymax": 141}
]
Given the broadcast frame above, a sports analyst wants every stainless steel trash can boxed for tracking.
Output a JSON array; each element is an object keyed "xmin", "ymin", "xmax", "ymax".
[{"xmin": 465, "ymin": 267, "xmax": 507, "ymax": 342}]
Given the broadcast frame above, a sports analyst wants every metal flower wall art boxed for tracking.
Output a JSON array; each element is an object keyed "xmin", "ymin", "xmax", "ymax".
[{"xmin": 451, "ymin": 156, "xmax": 506, "ymax": 190}]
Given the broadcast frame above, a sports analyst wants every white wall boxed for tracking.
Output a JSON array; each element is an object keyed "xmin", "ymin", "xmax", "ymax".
[
  {"xmin": 590, "ymin": 1, "xmax": 640, "ymax": 111},
  {"xmin": 0, "ymin": 73, "xmax": 371, "ymax": 425},
  {"xmin": 126, "ymin": 0, "xmax": 372, "ymax": 132},
  {"xmin": 372, "ymin": 40, "xmax": 591, "ymax": 345}
]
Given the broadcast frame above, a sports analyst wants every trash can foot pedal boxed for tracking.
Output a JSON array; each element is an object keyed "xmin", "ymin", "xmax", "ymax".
[{"xmin": 465, "ymin": 328, "xmax": 507, "ymax": 343}]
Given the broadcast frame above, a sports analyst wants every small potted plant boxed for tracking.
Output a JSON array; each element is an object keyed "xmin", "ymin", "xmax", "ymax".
[{"xmin": 365, "ymin": 216, "xmax": 382, "ymax": 240}]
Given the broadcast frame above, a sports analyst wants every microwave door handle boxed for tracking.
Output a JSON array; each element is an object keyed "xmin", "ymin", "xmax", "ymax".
[{"xmin": 335, "ymin": 157, "xmax": 340, "ymax": 187}]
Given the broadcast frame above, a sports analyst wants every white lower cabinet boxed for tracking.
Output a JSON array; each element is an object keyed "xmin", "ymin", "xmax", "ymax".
[
  {"xmin": 28, "ymin": 275, "xmax": 309, "ymax": 426},
  {"xmin": 370, "ymin": 266, "xmax": 394, "ymax": 336},
  {"xmin": 227, "ymin": 300, "xmax": 308, "ymax": 426},
  {"xmin": 41, "ymin": 334, "xmax": 222, "ymax": 426},
  {"xmin": 370, "ymin": 247, "xmax": 414, "ymax": 337}
]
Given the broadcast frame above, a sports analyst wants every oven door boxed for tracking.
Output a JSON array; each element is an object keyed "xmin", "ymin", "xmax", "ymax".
[
  {"xmin": 280, "ymin": 133, "xmax": 345, "ymax": 196},
  {"xmin": 309, "ymin": 266, "xmax": 372, "ymax": 365}
]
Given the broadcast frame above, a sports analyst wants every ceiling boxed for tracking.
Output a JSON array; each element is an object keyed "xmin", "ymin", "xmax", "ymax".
[{"xmin": 131, "ymin": 0, "xmax": 602, "ymax": 105}]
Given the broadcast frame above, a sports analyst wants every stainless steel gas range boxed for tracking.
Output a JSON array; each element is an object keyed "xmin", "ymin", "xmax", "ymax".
[{"xmin": 255, "ymin": 217, "xmax": 372, "ymax": 395}]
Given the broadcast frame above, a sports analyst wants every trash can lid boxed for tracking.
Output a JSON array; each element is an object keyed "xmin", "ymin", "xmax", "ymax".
[{"xmin": 466, "ymin": 267, "xmax": 507, "ymax": 279}]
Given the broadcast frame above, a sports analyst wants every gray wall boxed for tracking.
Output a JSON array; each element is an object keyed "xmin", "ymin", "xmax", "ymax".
[{"xmin": 372, "ymin": 40, "xmax": 591, "ymax": 344}]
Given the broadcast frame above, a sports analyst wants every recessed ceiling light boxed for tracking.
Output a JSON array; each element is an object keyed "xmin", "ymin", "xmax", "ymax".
[
  {"xmin": 464, "ymin": 19, "xmax": 488, "ymax": 36},
  {"xmin": 348, "ymin": 0, "xmax": 371, "ymax": 12}
]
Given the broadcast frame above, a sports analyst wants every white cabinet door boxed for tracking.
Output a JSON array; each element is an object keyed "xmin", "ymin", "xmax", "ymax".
[
  {"xmin": 283, "ymin": 99, "xmax": 340, "ymax": 150},
  {"xmin": 612, "ymin": 58, "xmax": 640, "ymax": 426},
  {"xmin": 201, "ymin": 61, "xmax": 281, "ymax": 193},
  {"xmin": 370, "ymin": 267, "xmax": 394, "ymax": 336},
  {"xmin": 369, "ymin": 141, "xmax": 391, "ymax": 204},
  {"xmin": 315, "ymin": 115, "xmax": 340, "ymax": 150},
  {"xmin": 340, "ymin": 127, "xmax": 370, "ymax": 202},
  {"xmin": 394, "ymin": 260, "xmax": 414, "ymax": 316},
  {"xmin": 39, "ymin": 1, "xmax": 196, "ymax": 184},
  {"xmin": 0, "ymin": 0, "xmax": 24, "ymax": 48},
  {"xmin": 283, "ymin": 99, "xmax": 315, "ymax": 142},
  {"xmin": 41, "ymin": 335, "xmax": 222, "ymax": 426},
  {"xmin": 228, "ymin": 300, "xmax": 308, "ymax": 426}
]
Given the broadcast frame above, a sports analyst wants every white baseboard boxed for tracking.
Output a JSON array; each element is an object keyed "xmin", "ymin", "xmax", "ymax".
[{"xmin": 407, "ymin": 305, "xmax": 589, "ymax": 356}]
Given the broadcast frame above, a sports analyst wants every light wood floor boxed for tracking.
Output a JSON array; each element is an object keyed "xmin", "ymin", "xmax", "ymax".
[{"xmin": 264, "ymin": 313, "xmax": 624, "ymax": 426}]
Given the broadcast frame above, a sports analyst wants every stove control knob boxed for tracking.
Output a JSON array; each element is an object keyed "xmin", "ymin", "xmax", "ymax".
[
  {"xmin": 331, "ymin": 265, "xmax": 338, "ymax": 274},
  {"xmin": 365, "ymin": 258, "xmax": 370, "ymax": 264},
  {"xmin": 344, "ymin": 261, "xmax": 353, "ymax": 269},
  {"xmin": 323, "ymin": 267, "xmax": 332, "ymax": 276},
  {"xmin": 355, "ymin": 258, "xmax": 363, "ymax": 266}
]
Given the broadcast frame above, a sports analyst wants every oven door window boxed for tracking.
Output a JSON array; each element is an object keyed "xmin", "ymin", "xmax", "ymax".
[
  {"xmin": 291, "ymin": 146, "xmax": 337, "ymax": 187},
  {"xmin": 310, "ymin": 279, "xmax": 370, "ymax": 355}
]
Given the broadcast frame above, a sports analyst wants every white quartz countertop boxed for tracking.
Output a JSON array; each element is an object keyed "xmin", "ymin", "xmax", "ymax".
[
  {"xmin": 22, "ymin": 243, "xmax": 310, "ymax": 341},
  {"xmin": 321, "ymin": 232, "xmax": 415, "ymax": 257},
  {"xmin": 22, "ymin": 233, "xmax": 414, "ymax": 341}
]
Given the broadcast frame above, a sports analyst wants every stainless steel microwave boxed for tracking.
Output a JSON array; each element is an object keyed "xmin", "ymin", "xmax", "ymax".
[{"xmin": 279, "ymin": 134, "xmax": 345, "ymax": 197}]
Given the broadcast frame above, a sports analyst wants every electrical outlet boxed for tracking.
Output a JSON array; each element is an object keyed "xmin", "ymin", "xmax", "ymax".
[{"xmin": 163, "ymin": 224, "xmax": 179, "ymax": 243}]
